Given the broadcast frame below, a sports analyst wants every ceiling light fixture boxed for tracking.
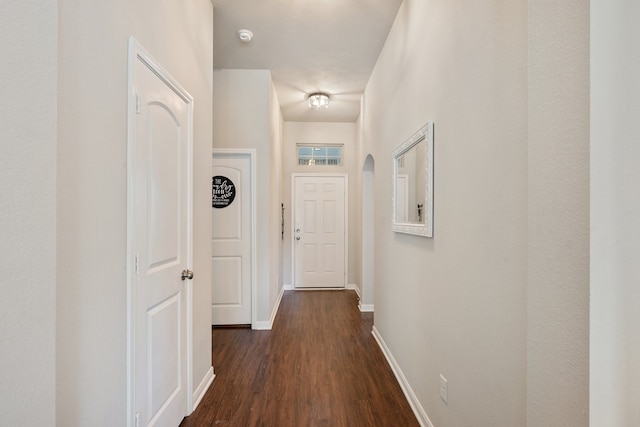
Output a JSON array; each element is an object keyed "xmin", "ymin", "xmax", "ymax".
[
  {"xmin": 308, "ymin": 92, "xmax": 330, "ymax": 109},
  {"xmin": 237, "ymin": 29, "xmax": 253, "ymax": 43}
]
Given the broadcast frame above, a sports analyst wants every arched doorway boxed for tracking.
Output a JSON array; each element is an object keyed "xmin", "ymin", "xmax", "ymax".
[{"xmin": 360, "ymin": 154, "xmax": 375, "ymax": 311}]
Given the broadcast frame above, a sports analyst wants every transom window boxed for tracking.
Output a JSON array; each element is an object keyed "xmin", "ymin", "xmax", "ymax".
[{"xmin": 297, "ymin": 145, "xmax": 342, "ymax": 166}]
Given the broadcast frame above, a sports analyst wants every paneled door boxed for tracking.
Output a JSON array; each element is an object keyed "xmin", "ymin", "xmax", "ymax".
[
  {"xmin": 293, "ymin": 175, "xmax": 347, "ymax": 288},
  {"xmin": 211, "ymin": 151, "xmax": 253, "ymax": 325},
  {"xmin": 128, "ymin": 39, "xmax": 192, "ymax": 427}
]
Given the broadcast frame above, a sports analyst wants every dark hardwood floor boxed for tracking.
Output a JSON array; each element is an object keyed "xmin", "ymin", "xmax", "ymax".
[{"xmin": 181, "ymin": 290, "xmax": 419, "ymax": 426}]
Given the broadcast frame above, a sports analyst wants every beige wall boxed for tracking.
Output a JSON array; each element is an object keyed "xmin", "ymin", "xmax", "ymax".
[
  {"xmin": 590, "ymin": 1, "xmax": 640, "ymax": 425},
  {"xmin": 361, "ymin": 1, "xmax": 591, "ymax": 426},
  {"xmin": 5, "ymin": 1, "xmax": 626, "ymax": 425},
  {"xmin": 56, "ymin": 1, "xmax": 213, "ymax": 425},
  {"xmin": 213, "ymin": 69, "xmax": 284, "ymax": 325},
  {"xmin": 282, "ymin": 122, "xmax": 358, "ymax": 289},
  {"xmin": 361, "ymin": 0, "xmax": 528, "ymax": 425},
  {"xmin": 527, "ymin": 1, "xmax": 590, "ymax": 425},
  {"xmin": 0, "ymin": 0, "xmax": 57, "ymax": 424},
  {"xmin": 269, "ymin": 80, "xmax": 285, "ymax": 316}
]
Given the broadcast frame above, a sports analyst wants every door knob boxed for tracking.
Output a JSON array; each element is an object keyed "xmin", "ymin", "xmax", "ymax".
[
  {"xmin": 181, "ymin": 269, "xmax": 194, "ymax": 281},
  {"xmin": 295, "ymin": 236, "xmax": 300, "ymax": 241}
]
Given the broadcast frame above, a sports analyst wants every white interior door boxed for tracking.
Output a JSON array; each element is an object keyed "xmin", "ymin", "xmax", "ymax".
[
  {"xmin": 211, "ymin": 152, "xmax": 252, "ymax": 325},
  {"xmin": 293, "ymin": 175, "xmax": 346, "ymax": 288},
  {"xmin": 129, "ymin": 40, "xmax": 192, "ymax": 427}
]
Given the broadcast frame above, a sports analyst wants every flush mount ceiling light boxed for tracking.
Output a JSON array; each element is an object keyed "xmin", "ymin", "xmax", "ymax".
[
  {"xmin": 308, "ymin": 92, "xmax": 330, "ymax": 109},
  {"xmin": 237, "ymin": 29, "xmax": 253, "ymax": 43}
]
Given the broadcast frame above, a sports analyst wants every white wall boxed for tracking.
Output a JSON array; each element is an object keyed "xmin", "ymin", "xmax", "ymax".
[
  {"xmin": 282, "ymin": 122, "xmax": 358, "ymax": 289},
  {"xmin": 591, "ymin": 1, "xmax": 640, "ymax": 425},
  {"xmin": 0, "ymin": 1, "xmax": 57, "ymax": 424},
  {"xmin": 269, "ymin": 80, "xmax": 285, "ymax": 315},
  {"xmin": 56, "ymin": 1, "xmax": 213, "ymax": 425},
  {"xmin": 361, "ymin": 1, "xmax": 528, "ymax": 425},
  {"xmin": 360, "ymin": 155, "xmax": 376, "ymax": 310},
  {"xmin": 527, "ymin": 1, "xmax": 590, "ymax": 425},
  {"xmin": 213, "ymin": 69, "xmax": 283, "ymax": 324}
]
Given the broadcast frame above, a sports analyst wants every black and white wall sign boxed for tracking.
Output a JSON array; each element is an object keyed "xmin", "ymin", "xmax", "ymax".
[{"xmin": 212, "ymin": 175, "xmax": 236, "ymax": 208}]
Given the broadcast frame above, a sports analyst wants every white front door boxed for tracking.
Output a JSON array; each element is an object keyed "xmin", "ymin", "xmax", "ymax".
[
  {"xmin": 128, "ymin": 40, "xmax": 192, "ymax": 427},
  {"xmin": 211, "ymin": 152, "xmax": 253, "ymax": 325},
  {"xmin": 293, "ymin": 175, "xmax": 347, "ymax": 288}
]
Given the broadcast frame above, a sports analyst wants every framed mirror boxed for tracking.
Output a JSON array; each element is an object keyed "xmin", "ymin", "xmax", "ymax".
[{"xmin": 392, "ymin": 122, "xmax": 434, "ymax": 237}]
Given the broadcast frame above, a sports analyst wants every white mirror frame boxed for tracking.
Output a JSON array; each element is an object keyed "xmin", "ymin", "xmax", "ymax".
[{"xmin": 392, "ymin": 122, "xmax": 434, "ymax": 237}]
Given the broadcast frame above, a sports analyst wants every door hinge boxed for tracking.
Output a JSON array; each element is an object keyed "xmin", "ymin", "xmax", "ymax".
[
  {"xmin": 135, "ymin": 94, "xmax": 141, "ymax": 114},
  {"xmin": 135, "ymin": 412, "xmax": 140, "ymax": 427},
  {"xmin": 135, "ymin": 253, "xmax": 139, "ymax": 274}
]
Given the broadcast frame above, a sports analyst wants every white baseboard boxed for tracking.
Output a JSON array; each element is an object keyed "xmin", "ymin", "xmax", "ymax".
[
  {"xmin": 371, "ymin": 326, "xmax": 433, "ymax": 427},
  {"xmin": 346, "ymin": 284, "xmax": 373, "ymax": 312},
  {"xmin": 252, "ymin": 285, "xmax": 285, "ymax": 330},
  {"xmin": 347, "ymin": 283, "xmax": 361, "ymax": 299},
  {"xmin": 252, "ymin": 321, "xmax": 271, "ymax": 329},
  {"xmin": 283, "ymin": 283, "xmax": 293, "ymax": 291},
  {"xmin": 359, "ymin": 303, "xmax": 374, "ymax": 312},
  {"xmin": 191, "ymin": 366, "xmax": 215, "ymax": 413}
]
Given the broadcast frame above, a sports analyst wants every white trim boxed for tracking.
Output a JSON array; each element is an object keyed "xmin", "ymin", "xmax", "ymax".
[
  {"xmin": 283, "ymin": 284, "xmax": 294, "ymax": 291},
  {"xmin": 185, "ymin": 277, "xmax": 195, "ymax": 411},
  {"xmin": 185, "ymin": 93, "xmax": 195, "ymax": 414},
  {"xmin": 347, "ymin": 283, "xmax": 361, "ymax": 298},
  {"xmin": 126, "ymin": 37, "xmax": 195, "ymax": 427},
  {"xmin": 212, "ymin": 149, "xmax": 257, "ymax": 329},
  {"xmin": 359, "ymin": 304, "xmax": 375, "ymax": 313},
  {"xmin": 291, "ymin": 173, "xmax": 348, "ymax": 289},
  {"xmin": 253, "ymin": 285, "xmax": 285, "ymax": 330},
  {"xmin": 191, "ymin": 367, "xmax": 215, "ymax": 412},
  {"xmin": 344, "ymin": 175, "xmax": 349, "ymax": 286},
  {"xmin": 252, "ymin": 321, "xmax": 273, "ymax": 330},
  {"xmin": 267, "ymin": 285, "xmax": 285, "ymax": 329},
  {"xmin": 371, "ymin": 326, "xmax": 433, "ymax": 427},
  {"xmin": 296, "ymin": 143, "xmax": 344, "ymax": 166},
  {"xmin": 296, "ymin": 142, "xmax": 345, "ymax": 147},
  {"xmin": 346, "ymin": 285, "xmax": 374, "ymax": 312}
]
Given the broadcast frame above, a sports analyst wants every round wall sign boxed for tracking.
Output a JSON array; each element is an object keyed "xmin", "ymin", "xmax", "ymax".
[{"xmin": 212, "ymin": 175, "xmax": 236, "ymax": 208}]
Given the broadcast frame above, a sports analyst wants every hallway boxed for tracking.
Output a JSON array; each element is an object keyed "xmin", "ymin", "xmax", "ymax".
[{"xmin": 181, "ymin": 291, "xmax": 419, "ymax": 426}]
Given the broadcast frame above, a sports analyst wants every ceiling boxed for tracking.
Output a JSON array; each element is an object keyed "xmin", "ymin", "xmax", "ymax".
[{"xmin": 212, "ymin": 0, "xmax": 403, "ymax": 123}]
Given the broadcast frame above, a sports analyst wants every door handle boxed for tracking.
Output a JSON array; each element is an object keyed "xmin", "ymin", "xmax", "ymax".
[
  {"xmin": 295, "ymin": 236, "xmax": 301, "ymax": 241},
  {"xmin": 181, "ymin": 269, "xmax": 194, "ymax": 281}
]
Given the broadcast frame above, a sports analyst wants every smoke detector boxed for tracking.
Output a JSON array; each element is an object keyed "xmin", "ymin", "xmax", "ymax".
[{"xmin": 237, "ymin": 29, "xmax": 253, "ymax": 43}]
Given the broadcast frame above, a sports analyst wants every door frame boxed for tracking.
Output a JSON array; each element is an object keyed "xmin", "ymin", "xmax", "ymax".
[
  {"xmin": 126, "ymin": 38, "xmax": 194, "ymax": 427},
  {"xmin": 212, "ymin": 148, "xmax": 257, "ymax": 328},
  {"xmin": 290, "ymin": 173, "xmax": 348, "ymax": 289}
]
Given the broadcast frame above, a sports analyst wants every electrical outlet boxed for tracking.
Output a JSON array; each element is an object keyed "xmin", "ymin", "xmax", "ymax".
[{"xmin": 439, "ymin": 374, "xmax": 448, "ymax": 404}]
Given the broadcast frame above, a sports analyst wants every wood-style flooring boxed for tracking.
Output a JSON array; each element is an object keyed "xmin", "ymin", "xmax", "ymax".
[{"xmin": 180, "ymin": 290, "xmax": 419, "ymax": 426}]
